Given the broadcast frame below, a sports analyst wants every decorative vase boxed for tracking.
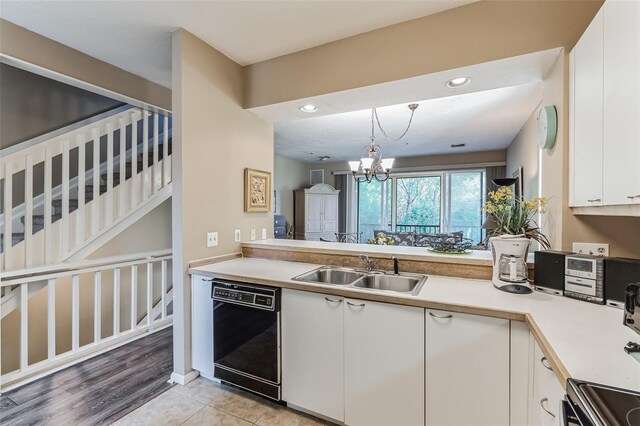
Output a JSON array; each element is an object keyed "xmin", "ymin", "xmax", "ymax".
[{"xmin": 489, "ymin": 235, "xmax": 532, "ymax": 294}]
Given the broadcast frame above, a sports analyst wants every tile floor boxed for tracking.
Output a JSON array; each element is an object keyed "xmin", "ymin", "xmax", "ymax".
[{"xmin": 113, "ymin": 378, "xmax": 331, "ymax": 426}]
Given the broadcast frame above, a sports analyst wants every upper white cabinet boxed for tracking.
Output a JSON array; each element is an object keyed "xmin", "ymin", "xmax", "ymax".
[
  {"xmin": 570, "ymin": 7, "xmax": 604, "ymax": 206},
  {"xmin": 425, "ymin": 309, "xmax": 510, "ymax": 426},
  {"xmin": 344, "ymin": 298, "xmax": 424, "ymax": 426},
  {"xmin": 570, "ymin": 1, "xmax": 640, "ymax": 211},
  {"xmin": 281, "ymin": 289, "xmax": 345, "ymax": 422},
  {"xmin": 294, "ymin": 184, "xmax": 340, "ymax": 240},
  {"xmin": 602, "ymin": 0, "xmax": 640, "ymax": 205}
]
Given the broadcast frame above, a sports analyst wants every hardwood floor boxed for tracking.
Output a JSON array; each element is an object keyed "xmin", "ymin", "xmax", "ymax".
[{"xmin": 0, "ymin": 327, "xmax": 174, "ymax": 426}]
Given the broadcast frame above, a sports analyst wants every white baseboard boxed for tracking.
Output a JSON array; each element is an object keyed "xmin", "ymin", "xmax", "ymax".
[{"xmin": 169, "ymin": 370, "xmax": 199, "ymax": 386}]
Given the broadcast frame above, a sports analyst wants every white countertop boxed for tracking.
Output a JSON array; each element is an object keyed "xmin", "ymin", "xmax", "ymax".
[{"xmin": 190, "ymin": 257, "xmax": 640, "ymax": 392}]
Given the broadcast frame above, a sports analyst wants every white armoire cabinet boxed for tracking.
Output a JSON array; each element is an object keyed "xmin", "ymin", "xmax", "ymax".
[{"xmin": 294, "ymin": 184, "xmax": 340, "ymax": 240}]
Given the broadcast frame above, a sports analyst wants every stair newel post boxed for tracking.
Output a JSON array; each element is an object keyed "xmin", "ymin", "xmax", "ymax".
[
  {"xmin": 131, "ymin": 111, "xmax": 139, "ymax": 209},
  {"xmin": 142, "ymin": 111, "xmax": 149, "ymax": 200},
  {"xmin": 106, "ymin": 122, "xmax": 114, "ymax": 226},
  {"xmin": 47, "ymin": 278, "xmax": 56, "ymax": 360},
  {"xmin": 77, "ymin": 133, "xmax": 86, "ymax": 248},
  {"xmin": 161, "ymin": 259, "xmax": 167, "ymax": 320},
  {"xmin": 72, "ymin": 274, "xmax": 80, "ymax": 352},
  {"xmin": 113, "ymin": 267, "xmax": 121, "ymax": 337},
  {"xmin": 4, "ymin": 163, "xmax": 13, "ymax": 270},
  {"xmin": 19, "ymin": 283, "xmax": 28, "ymax": 371},
  {"xmin": 44, "ymin": 146, "xmax": 53, "ymax": 264},
  {"xmin": 131, "ymin": 264, "xmax": 138, "ymax": 330},
  {"xmin": 153, "ymin": 112, "xmax": 159, "ymax": 194},
  {"xmin": 91, "ymin": 127, "xmax": 100, "ymax": 236},
  {"xmin": 24, "ymin": 154, "xmax": 33, "ymax": 268},
  {"xmin": 119, "ymin": 117, "xmax": 126, "ymax": 218},
  {"xmin": 146, "ymin": 261, "xmax": 153, "ymax": 326},
  {"xmin": 61, "ymin": 139, "xmax": 70, "ymax": 256},
  {"xmin": 163, "ymin": 114, "xmax": 169, "ymax": 187},
  {"xmin": 94, "ymin": 271, "xmax": 102, "ymax": 344}
]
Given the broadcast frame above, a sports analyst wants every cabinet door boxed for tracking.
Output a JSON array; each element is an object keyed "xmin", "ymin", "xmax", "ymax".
[
  {"xmin": 282, "ymin": 289, "xmax": 344, "ymax": 422},
  {"xmin": 306, "ymin": 194, "xmax": 324, "ymax": 232},
  {"xmin": 191, "ymin": 275, "xmax": 214, "ymax": 379},
  {"xmin": 603, "ymin": 0, "xmax": 640, "ymax": 204},
  {"xmin": 571, "ymin": 7, "xmax": 604, "ymax": 206},
  {"xmin": 344, "ymin": 298, "xmax": 424, "ymax": 426},
  {"xmin": 426, "ymin": 309, "xmax": 509, "ymax": 426},
  {"xmin": 322, "ymin": 194, "xmax": 338, "ymax": 232},
  {"xmin": 531, "ymin": 342, "xmax": 565, "ymax": 426}
]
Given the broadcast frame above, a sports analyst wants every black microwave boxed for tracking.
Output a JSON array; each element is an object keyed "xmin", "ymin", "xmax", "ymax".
[{"xmin": 624, "ymin": 283, "xmax": 640, "ymax": 335}]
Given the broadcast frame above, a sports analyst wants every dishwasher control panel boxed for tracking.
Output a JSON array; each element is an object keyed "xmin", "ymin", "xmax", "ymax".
[{"xmin": 211, "ymin": 280, "xmax": 278, "ymax": 311}]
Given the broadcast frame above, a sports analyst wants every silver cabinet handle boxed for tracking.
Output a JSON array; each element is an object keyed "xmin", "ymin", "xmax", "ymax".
[
  {"xmin": 325, "ymin": 297, "xmax": 343, "ymax": 303},
  {"xmin": 587, "ymin": 198, "xmax": 601, "ymax": 202},
  {"xmin": 429, "ymin": 312, "xmax": 453, "ymax": 319},
  {"xmin": 540, "ymin": 356, "xmax": 553, "ymax": 371},
  {"xmin": 346, "ymin": 301, "xmax": 365, "ymax": 307},
  {"xmin": 628, "ymin": 194, "xmax": 640, "ymax": 199},
  {"xmin": 539, "ymin": 398, "xmax": 555, "ymax": 418}
]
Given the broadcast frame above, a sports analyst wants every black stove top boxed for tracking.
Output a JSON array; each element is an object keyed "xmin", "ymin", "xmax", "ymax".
[{"xmin": 567, "ymin": 379, "xmax": 640, "ymax": 426}]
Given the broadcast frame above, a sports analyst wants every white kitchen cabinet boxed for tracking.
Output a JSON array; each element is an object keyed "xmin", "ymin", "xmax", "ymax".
[
  {"xmin": 426, "ymin": 309, "xmax": 510, "ymax": 426},
  {"xmin": 344, "ymin": 298, "xmax": 424, "ymax": 426},
  {"xmin": 531, "ymin": 340, "xmax": 565, "ymax": 426},
  {"xmin": 602, "ymin": 0, "xmax": 640, "ymax": 205},
  {"xmin": 510, "ymin": 321, "xmax": 533, "ymax": 426},
  {"xmin": 281, "ymin": 289, "xmax": 345, "ymax": 422},
  {"xmin": 570, "ymin": 7, "xmax": 604, "ymax": 207},
  {"xmin": 570, "ymin": 0, "xmax": 640, "ymax": 211},
  {"xmin": 294, "ymin": 184, "xmax": 340, "ymax": 240},
  {"xmin": 191, "ymin": 274, "xmax": 214, "ymax": 380}
]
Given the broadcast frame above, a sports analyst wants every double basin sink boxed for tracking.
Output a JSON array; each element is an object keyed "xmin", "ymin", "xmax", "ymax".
[{"xmin": 292, "ymin": 266, "xmax": 427, "ymax": 296}]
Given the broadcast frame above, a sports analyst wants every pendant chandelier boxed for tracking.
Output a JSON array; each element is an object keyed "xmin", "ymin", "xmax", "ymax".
[{"xmin": 349, "ymin": 103, "xmax": 419, "ymax": 183}]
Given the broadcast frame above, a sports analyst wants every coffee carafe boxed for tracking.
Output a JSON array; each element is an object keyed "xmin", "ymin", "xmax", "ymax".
[{"xmin": 490, "ymin": 235, "xmax": 531, "ymax": 294}]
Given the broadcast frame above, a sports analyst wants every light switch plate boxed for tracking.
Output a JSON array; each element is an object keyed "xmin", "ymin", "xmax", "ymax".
[
  {"xmin": 234, "ymin": 229, "xmax": 241, "ymax": 242},
  {"xmin": 261, "ymin": 228, "xmax": 267, "ymax": 240},
  {"xmin": 250, "ymin": 229, "xmax": 256, "ymax": 241},
  {"xmin": 207, "ymin": 232, "xmax": 218, "ymax": 247},
  {"xmin": 572, "ymin": 242, "xmax": 609, "ymax": 256}
]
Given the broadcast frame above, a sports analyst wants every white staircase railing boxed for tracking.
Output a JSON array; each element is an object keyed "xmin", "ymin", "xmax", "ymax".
[
  {"xmin": 0, "ymin": 250, "xmax": 173, "ymax": 392},
  {"xmin": 0, "ymin": 106, "xmax": 172, "ymax": 272}
]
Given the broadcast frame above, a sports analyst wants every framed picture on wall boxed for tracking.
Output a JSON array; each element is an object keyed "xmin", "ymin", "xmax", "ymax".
[
  {"xmin": 244, "ymin": 168, "xmax": 271, "ymax": 212},
  {"xmin": 512, "ymin": 167, "xmax": 523, "ymax": 199}
]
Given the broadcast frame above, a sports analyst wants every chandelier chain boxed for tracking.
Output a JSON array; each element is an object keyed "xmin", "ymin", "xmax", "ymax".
[{"xmin": 373, "ymin": 104, "xmax": 418, "ymax": 143}]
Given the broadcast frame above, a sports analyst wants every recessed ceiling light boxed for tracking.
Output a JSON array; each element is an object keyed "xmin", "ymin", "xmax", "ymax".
[
  {"xmin": 300, "ymin": 104, "xmax": 318, "ymax": 113},
  {"xmin": 451, "ymin": 143, "xmax": 466, "ymax": 148},
  {"xmin": 446, "ymin": 77, "xmax": 471, "ymax": 88}
]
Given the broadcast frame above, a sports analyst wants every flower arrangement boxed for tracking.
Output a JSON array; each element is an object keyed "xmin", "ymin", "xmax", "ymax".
[
  {"xmin": 367, "ymin": 232, "xmax": 395, "ymax": 245},
  {"xmin": 483, "ymin": 186, "xmax": 551, "ymax": 249}
]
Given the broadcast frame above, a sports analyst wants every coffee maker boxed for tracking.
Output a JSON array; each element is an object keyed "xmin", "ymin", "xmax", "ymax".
[{"xmin": 490, "ymin": 235, "xmax": 531, "ymax": 294}]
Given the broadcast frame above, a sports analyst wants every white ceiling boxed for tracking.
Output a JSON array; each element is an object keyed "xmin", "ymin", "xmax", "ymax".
[
  {"xmin": 0, "ymin": 0, "xmax": 477, "ymax": 88},
  {"xmin": 273, "ymin": 49, "xmax": 561, "ymax": 163}
]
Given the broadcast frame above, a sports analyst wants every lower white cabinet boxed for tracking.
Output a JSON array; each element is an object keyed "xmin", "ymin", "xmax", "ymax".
[
  {"xmin": 344, "ymin": 298, "xmax": 424, "ymax": 426},
  {"xmin": 426, "ymin": 309, "xmax": 510, "ymax": 426},
  {"xmin": 531, "ymin": 340, "xmax": 565, "ymax": 426},
  {"xmin": 281, "ymin": 289, "xmax": 424, "ymax": 425},
  {"xmin": 282, "ymin": 289, "xmax": 345, "ymax": 422},
  {"xmin": 191, "ymin": 275, "xmax": 214, "ymax": 379}
]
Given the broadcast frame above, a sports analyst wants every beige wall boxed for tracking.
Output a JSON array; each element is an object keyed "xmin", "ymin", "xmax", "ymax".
[
  {"xmin": 0, "ymin": 19, "xmax": 171, "ymax": 111},
  {"xmin": 244, "ymin": 1, "xmax": 603, "ymax": 108},
  {"xmin": 506, "ymin": 119, "xmax": 539, "ymax": 201},
  {"xmin": 274, "ymin": 155, "xmax": 308, "ymax": 222},
  {"xmin": 171, "ymin": 29, "xmax": 274, "ymax": 376}
]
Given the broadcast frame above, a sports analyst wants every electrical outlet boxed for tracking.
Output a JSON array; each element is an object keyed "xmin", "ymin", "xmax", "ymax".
[
  {"xmin": 207, "ymin": 232, "xmax": 218, "ymax": 247},
  {"xmin": 261, "ymin": 228, "xmax": 267, "ymax": 240},
  {"xmin": 250, "ymin": 229, "xmax": 256, "ymax": 241},
  {"xmin": 573, "ymin": 242, "xmax": 609, "ymax": 257},
  {"xmin": 234, "ymin": 229, "xmax": 241, "ymax": 242}
]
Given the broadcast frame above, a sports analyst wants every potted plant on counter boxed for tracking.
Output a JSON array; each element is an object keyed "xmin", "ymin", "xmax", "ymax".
[{"xmin": 483, "ymin": 187, "xmax": 550, "ymax": 294}]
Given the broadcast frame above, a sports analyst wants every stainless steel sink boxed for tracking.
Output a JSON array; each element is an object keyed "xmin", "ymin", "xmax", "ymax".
[
  {"xmin": 292, "ymin": 266, "xmax": 427, "ymax": 295},
  {"xmin": 353, "ymin": 273, "xmax": 424, "ymax": 294},
  {"xmin": 293, "ymin": 267, "xmax": 366, "ymax": 285}
]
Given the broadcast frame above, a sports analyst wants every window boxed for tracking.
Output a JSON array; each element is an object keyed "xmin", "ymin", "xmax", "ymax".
[{"xmin": 356, "ymin": 170, "xmax": 485, "ymax": 243}]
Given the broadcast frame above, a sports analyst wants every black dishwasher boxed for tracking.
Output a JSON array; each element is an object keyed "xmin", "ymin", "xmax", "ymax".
[{"xmin": 211, "ymin": 279, "xmax": 281, "ymax": 400}]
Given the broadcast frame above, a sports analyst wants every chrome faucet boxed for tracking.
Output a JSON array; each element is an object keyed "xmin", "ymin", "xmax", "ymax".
[
  {"xmin": 359, "ymin": 254, "xmax": 373, "ymax": 271},
  {"xmin": 392, "ymin": 257, "xmax": 399, "ymax": 275}
]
